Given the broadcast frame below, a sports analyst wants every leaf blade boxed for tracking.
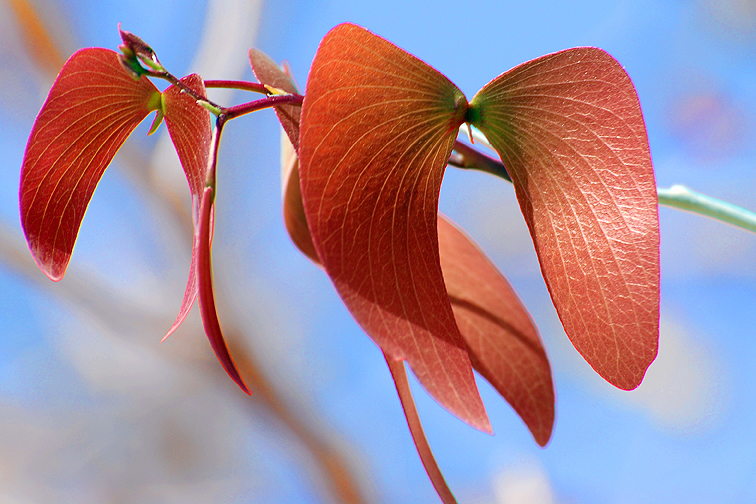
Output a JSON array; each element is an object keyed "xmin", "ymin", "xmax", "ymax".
[
  {"xmin": 161, "ymin": 74, "xmax": 213, "ymax": 339},
  {"xmin": 299, "ymin": 23, "xmax": 489, "ymax": 432},
  {"xmin": 471, "ymin": 47, "xmax": 660, "ymax": 389},
  {"xmin": 439, "ymin": 215, "xmax": 554, "ymax": 445},
  {"xmin": 20, "ymin": 48, "xmax": 160, "ymax": 280},
  {"xmin": 248, "ymin": 47, "xmax": 301, "ymax": 150}
]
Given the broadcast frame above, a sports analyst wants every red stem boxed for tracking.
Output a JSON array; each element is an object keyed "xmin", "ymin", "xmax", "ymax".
[
  {"xmin": 204, "ymin": 80, "xmax": 269, "ymax": 94},
  {"xmin": 385, "ymin": 356, "xmax": 458, "ymax": 504},
  {"xmin": 224, "ymin": 93, "xmax": 304, "ymax": 120}
]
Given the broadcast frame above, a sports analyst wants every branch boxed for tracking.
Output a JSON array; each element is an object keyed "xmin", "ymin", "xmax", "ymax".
[
  {"xmin": 385, "ymin": 356, "xmax": 457, "ymax": 504},
  {"xmin": 657, "ymin": 184, "xmax": 756, "ymax": 234},
  {"xmin": 450, "ymin": 129, "xmax": 756, "ymax": 237}
]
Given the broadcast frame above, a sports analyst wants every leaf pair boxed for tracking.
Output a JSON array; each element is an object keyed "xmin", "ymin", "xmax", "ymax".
[
  {"xmin": 262, "ymin": 23, "xmax": 659, "ymax": 445},
  {"xmin": 19, "ymin": 47, "xmax": 250, "ymax": 394}
]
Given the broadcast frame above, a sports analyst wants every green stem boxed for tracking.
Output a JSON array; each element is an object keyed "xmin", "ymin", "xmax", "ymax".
[{"xmin": 657, "ymin": 185, "xmax": 756, "ymax": 234}]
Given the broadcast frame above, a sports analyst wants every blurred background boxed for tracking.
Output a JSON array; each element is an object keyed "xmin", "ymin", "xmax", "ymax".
[{"xmin": 1, "ymin": 0, "xmax": 755, "ymax": 502}]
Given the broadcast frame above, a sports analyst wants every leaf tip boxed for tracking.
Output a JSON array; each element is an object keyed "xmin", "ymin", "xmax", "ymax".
[{"xmin": 26, "ymin": 237, "xmax": 69, "ymax": 282}]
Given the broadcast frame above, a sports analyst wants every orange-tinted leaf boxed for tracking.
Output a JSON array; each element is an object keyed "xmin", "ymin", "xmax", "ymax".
[
  {"xmin": 299, "ymin": 23, "xmax": 489, "ymax": 432},
  {"xmin": 161, "ymin": 74, "xmax": 213, "ymax": 340},
  {"xmin": 470, "ymin": 48, "xmax": 659, "ymax": 389},
  {"xmin": 248, "ymin": 48, "xmax": 301, "ymax": 150},
  {"xmin": 281, "ymin": 144, "xmax": 551, "ymax": 441},
  {"xmin": 281, "ymin": 137, "xmax": 320, "ymax": 263},
  {"xmin": 20, "ymin": 48, "xmax": 160, "ymax": 281},
  {"xmin": 438, "ymin": 215, "xmax": 554, "ymax": 445},
  {"xmin": 248, "ymin": 49, "xmax": 314, "ymax": 261},
  {"xmin": 197, "ymin": 187, "xmax": 250, "ymax": 394}
]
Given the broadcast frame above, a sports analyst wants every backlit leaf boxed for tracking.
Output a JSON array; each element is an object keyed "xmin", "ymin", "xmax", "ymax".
[
  {"xmin": 280, "ymin": 144, "xmax": 552, "ymax": 442},
  {"xmin": 439, "ymin": 216, "xmax": 554, "ymax": 445},
  {"xmin": 470, "ymin": 48, "xmax": 659, "ymax": 389},
  {"xmin": 20, "ymin": 48, "xmax": 160, "ymax": 281},
  {"xmin": 281, "ymin": 136, "xmax": 320, "ymax": 263},
  {"xmin": 197, "ymin": 186, "xmax": 250, "ymax": 394},
  {"xmin": 161, "ymin": 74, "xmax": 213, "ymax": 340},
  {"xmin": 299, "ymin": 23, "xmax": 489, "ymax": 432},
  {"xmin": 385, "ymin": 356, "xmax": 457, "ymax": 504},
  {"xmin": 249, "ymin": 47, "xmax": 301, "ymax": 150},
  {"xmin": 248, "ymin": 49, "xmax": 314, "ymax": 261}
]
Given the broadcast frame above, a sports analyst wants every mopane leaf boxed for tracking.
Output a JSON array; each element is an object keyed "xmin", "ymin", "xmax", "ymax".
[
  {"xmin": 161, "ymin": 74, "xmax": 213, "ymax": 339},
  {"xmin": 439, "ymin": 216, "xmax": 554, "ymax": 446},
  {"xmin": 470, "ymin": 48, "xmax": 659, "ymax": 389},
  {"xmin": 197, "ymin": 186, "xmax": 250, "ymax": 394},
  {"xmin": 249, "ymin": 48, "xmax": 301, "ymax": 150},
  {"xmin": 281, "ymin": 137, "xmax": 320, "ymax": 263},
  {"xmin": 385, "ymin": 355, "xmax": 457, "ymax": 504},
  {"xmin": 280, "ymin": 143, "xmax": 552, "ymax": 442},
  {"xmin": 20, "ymin": 48, "xmax": 160, "ymax": 280},
  {"xmin": 299, "ymin": 23, "xmax": 489, "ymax": 432},
  {"xmin": 248, "ymin": 49, "xmax": 314, "ymax": 261}
]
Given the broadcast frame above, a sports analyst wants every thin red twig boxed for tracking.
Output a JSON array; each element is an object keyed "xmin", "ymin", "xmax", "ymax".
[{"xmin": 385, "ymin": 356, "xmax": 458, "ymax": 504}]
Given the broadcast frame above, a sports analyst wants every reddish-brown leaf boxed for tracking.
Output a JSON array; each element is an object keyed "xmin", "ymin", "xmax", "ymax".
[
  {"xmin": 248, "ymin": 48, "xmax": 301, "ymax": 151},
  {"xmin": 20, "ymin": 48, "xmax": 160, "ymax": 281},
  {"xmin": 281, "ymin": 138, "xmax": 320, "ymax": 263},
  {"xmin": 470, "ymin": 48, "xmax": 660, "ymax": 389},
  {"xmin": 197, "ymin": 186, "xmax": 250, "ymax": 394},
  {"xmin": 248, "ymin": 49, "xmax": 314, "ymax": 261},
  {"xmin": 299, "ymin": 23, "xmax": 489, "ymax": 432},
  {"xmin": 161, "ymin": 74, "xmax": 213, "ymax": 340},
  {"xmin": 438, "ymin": 215, "xmax": 554, "ymax": 445},
  {"xmin": 280, "ymin": 144, "xmax": 552, "ymax": 442}
]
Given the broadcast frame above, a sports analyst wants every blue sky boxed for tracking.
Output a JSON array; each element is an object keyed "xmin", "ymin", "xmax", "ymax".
[{"xmin": 1, "ymin": 0, "xmax": 755, "ymax": 502}]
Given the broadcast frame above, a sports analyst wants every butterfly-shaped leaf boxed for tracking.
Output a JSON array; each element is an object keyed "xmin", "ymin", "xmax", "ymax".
[
  {"xmin": 299, "ymin": 23, "xmax": 489, "ymax": 432},
  {"xmin": 20, "ymin": 48, "xmax": 160, "ymax": 280},
  {"xmin": 469, "ymin": 48, "xmax": 659, "ymax": 389}
]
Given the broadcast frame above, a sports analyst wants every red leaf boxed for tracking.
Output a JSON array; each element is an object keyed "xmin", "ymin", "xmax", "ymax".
[
  {"xmin": 281, "ymin": 139, "xmax": 320, "ymax": 264},
  {"xmin": 161, "ymin": 74, "xmax": 213, "ymax": 339},
  {"xmin": 20, "ymin": 48, "xmax": 160, "ymax": 280},
  {"xmin": 248, "ymin": 48, "xmax": 301, "ymax": 151},
  {"xmin": 247, "ymin": 48, "xmax": 314, "ymax": 261},
  {"xmin": 197, "ymin": 186, "xmax": 250, "ymax": 394},
  {"xmin": 438, "ymin": 215, "xmax": 554, "ymax": 446},
  {"xmin": 299, "ymin": 23, "xmax": 490, "ymax": 432},
  {"xmin": 470, "ymin": 47, "xmax": 660, "ymax": 389},
  {"xmin": 280, "ymin": 145, "xmax": 551, "ymax": 441}
]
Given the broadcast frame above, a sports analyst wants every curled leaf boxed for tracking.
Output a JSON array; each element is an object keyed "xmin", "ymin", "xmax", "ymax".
[
  {"xmin": 299, "ymin": 23, "xmax": 489, "ymax": 432},
  {"xmin": 385, "ymin": 356, "xmax": 457, "ymax": 504},
  {"xmin": 20, "ymin": 48, "xmax": 160, "ymax": 281},
  {"xmin": 281, "ymin": 135, "xmax": 320, "ymax": 263},
  {"xmin": 197, "ymin": 186, "xmax": 250, "ymax": 394},
  {"xmin": 249, "ymin": 48, "xmax": 301, "ymax": 150},
  {"xmin": 160, "ymin": 74, "xmax": 213, "ymax": 340},
  {"xmin": 470, "ymin": 47, "xmax": 660, "ymax": 389}
]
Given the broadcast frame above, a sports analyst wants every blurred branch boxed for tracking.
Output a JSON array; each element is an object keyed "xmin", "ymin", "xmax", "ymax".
[
  {"xmin": 230, "ymin": 335, "xmax": 372, "ymax": 504},
  {"xmin": 6, "ymin": 0, "xmax": 67, "ymax": 77},
  {"xmin": 0, "ymin": 223, "xmax": 166, "ymax": 333}
]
